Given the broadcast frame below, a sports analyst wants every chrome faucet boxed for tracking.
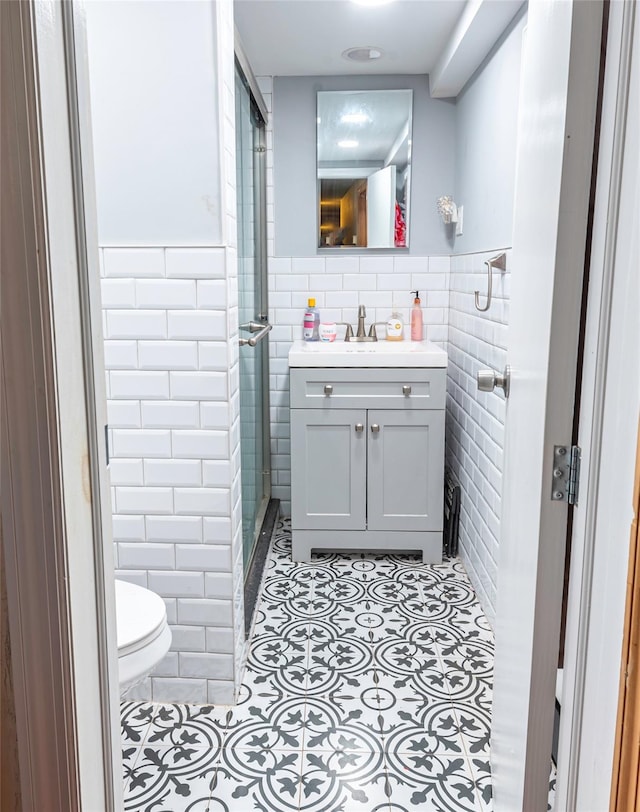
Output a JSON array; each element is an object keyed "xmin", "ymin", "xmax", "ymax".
[{"xmin": 340, "ymin": 305, "xmax": 381, "ymax": 342}]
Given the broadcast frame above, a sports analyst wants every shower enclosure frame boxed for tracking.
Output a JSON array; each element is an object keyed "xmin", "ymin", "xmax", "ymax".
[{"xmin": 234, "ymin": 34, "xmax": 276, "ymax": 615}]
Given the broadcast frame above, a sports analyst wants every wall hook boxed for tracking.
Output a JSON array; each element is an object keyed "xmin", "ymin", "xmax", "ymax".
[{"xmin": 474, "ymin": 252, "xmax": 507, "ymax": 312}]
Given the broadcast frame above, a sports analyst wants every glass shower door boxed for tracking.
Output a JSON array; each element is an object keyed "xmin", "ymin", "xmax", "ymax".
[{"xmin": 235, "ymin": 66, "xmax": 271, "ymax": 574}]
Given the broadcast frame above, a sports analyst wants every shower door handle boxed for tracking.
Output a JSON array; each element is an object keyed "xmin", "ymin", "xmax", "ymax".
[{"xmin": 239, "ymin": 321, "xmax": 272, "ymax": 347}]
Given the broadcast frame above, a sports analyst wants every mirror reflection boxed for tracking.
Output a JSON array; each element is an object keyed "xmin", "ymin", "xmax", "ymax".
[{"xmin": 317, "ymin": 89, "xmax": 412, "ymax": 249}]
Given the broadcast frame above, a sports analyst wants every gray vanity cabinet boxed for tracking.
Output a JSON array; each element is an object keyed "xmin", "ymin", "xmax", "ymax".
[
  {"xmin": 290, "ymin": 408, "xmax": 367, "ymax": 531},
  {"xmin": 367, "ymin": 409, "xmax": 444, "ymax": 532},
  {"xmin": 290, "ymin": 367, "xmax": 445, "ymax": 563}
]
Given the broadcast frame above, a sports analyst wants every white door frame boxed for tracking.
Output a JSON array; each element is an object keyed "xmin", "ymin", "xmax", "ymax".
[
  {"xmin": 491, "ymin": 1, "xmax": 604, "ymax": 808},
  {"xmin": 3, "ymin": 1, "xmax": 635, "ymax": 808},
  {"xmin": 1, "ymin": 1, "xmax": 121, "ymax": 808},
  {"xmin": 557, "ymin": 2, "xmax": 639, "ymax": 809},
  {"xmin": 58, "ymin": 1, "xmax": 123, "ymax": 804}
]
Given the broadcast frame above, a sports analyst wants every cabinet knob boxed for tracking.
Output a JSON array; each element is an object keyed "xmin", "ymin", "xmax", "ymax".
[
  {"xmin": 355, "ymin": 423, "xmax": 364, "ymax": 433},
  {"xmin": 371, "ymin": 423, "xmax": 380, "ymax": 433},
  {"xmin": 324, "ymin": 384, "xmax": 333, "ymax": 395},
  {"xmin": 402, "ymin": 385, "xmax": 412, "ymax": 396}
]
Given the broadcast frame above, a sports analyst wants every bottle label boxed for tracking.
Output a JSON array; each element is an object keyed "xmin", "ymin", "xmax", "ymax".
[
  {"xmin": 387, "ymin": 319, "xmax": 403, "ymax": 337},
  {"xmin": 303, "ymin": 313, "xmax": 315, "ymax": 339}
]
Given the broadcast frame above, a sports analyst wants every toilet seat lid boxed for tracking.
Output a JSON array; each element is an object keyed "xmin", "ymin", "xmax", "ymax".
[{"xmin": 115, "ymin": 579, "xmax": 168, "ymax": 657}]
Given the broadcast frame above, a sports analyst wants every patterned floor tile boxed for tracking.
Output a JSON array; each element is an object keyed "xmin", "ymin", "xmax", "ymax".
[
  {"xmin": 260, "ymin": 572, "xmax": 315, "ymax": 604},
  {"xmin": 467, "ymin": 756, "xmax": 493, "ymax": 810},
  {"xmin": 422, "ymin": 577, "xmax": 484, "ymax": 613},
  {"xmin": 384, "ymin": 754, "xmax": 480, "ymax": 811},
  {"xmin": 307, "ymin": 623, "xmax": 376, "ymax": 676},
  {"xmin": 123, "ymin": 746, "xmax": 220, "ymax": 811},
  {"xmin": 305, "ymin": 679, "xmax": 384, "ymax": 746},
  {"xmin": 121, "ymin": 520, "xmax": 501, "ymax": 811},
  {"xmin": 372, "ymin": 638, "xmax": 450, "ymax": 697},
  {"xmin": 213, "ymin": 749, "xmax": 303, "ymax": 812},
  {"xmin": 452, "ymin": 701, "xmax": 491, "ymax": 758},
  {"xmin": 143, "ymin": 703, "xmax": 228, "ymax": 750},
  {"xmin": 548, "ymin": 768, "xmax": 557, "ymax": 812},
  {"xmin": 373, "ymin": 672, "xmax": 443, "ymax": 725},
  {"xmin": 313, "ymin": 575, "xmax": 369, "ymax": 607},
  {"xmin": 382, "ymin": 701, "xmax": 469, "ymax": 758},
  {"xmin": 121, "ymin": 701, "xmax": 156, "ymax": 746},
  {"xmin": 250, "ymin": 607, "xmax": 308, "ymax": 643},
  {"xmin": 441, "ymin": 666, "xmax": 493, "ymax": 706},
  {"xmin": 122, "ymin": 745, "xmax": 143, "ymax": 794},
  {"xmin": 439, "ymin": 637, "xmax": 494, "ymax": 679},
  {"xmin": 397, "ymin": 619, "xmax": 466, "ymax": 659},
  {"xmin": 324, "ymin": 555, "xmax": 399, "ymax": 583},
  {"xmin": 327, "ymin": 600, "xmax": 415, "ymax": 644},
  {"xmin": 298, "ymin": 749, "xmax": 389, "ymax": 812},
  {"xmin": 248, "ymin": 619, "xmax": 310, "ymax": 667},
  {"xmin": 238, "ymin": 665, "xmax": 307, "ymax": 712},
  {"xmin": 308, "ymin": 653, "xmax": 383, "ymax": 698},
  {"xmin": 364, "ymin": 573, "xmax": 424, "ymax": 607},
  {"xmin": 224, "ymin": 695, "xmax": 307, "ymax": 752},
  {"xmin": 442, "ymin": 613, "xmax": 493, "ymax": 649},
  {"xmin": 302, "ymin": 695, "xmax": 387, "ymax": 754},
  {"xmin": 391, "ymin": 670, "xmax": 454, "ymax": 709},
  {"xmin": 246, "ymin": 623, "xmax": 311, "ymax": 696}
]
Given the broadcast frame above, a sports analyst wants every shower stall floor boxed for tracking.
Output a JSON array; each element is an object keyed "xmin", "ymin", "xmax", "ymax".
[{"xmin": 120, "ymin": 518, "xmax": 499, "ymax": 811}]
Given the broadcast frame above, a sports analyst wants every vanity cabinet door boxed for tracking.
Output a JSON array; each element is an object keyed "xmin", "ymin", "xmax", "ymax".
[
  {"xmin": 367, "ymin": 409, "xmax": 444, "ymax": 532},
  {"xmin": 290, "ymin": 408, "xmax": 366, "ymax": 530}
]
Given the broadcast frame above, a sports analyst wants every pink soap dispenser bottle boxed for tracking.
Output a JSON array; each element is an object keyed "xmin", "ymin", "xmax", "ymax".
[{"xmin": 410, "ymin": 291, "xmax": 423, "ymax": 341}]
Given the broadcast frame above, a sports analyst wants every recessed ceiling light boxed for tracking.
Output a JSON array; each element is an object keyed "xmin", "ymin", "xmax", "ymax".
[
  {"xmin": 338, "ymin": 140, "xmax": 359, "ymax": 148},
  {"xmin": 351, "ymin": 0, "xmax": 396, "ymax": 6},
  {"xmin": 341, "ymin": 113, "xmax": 369, "ymax": 124},
  {"xmin": 342, "ymin": 46, "xmax": 384, "ymax": 62}
]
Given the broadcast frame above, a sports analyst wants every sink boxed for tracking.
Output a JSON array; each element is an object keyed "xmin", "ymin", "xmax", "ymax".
[{"xmin": 288, "ymin": 339, "xmax": 447, "ymax": 368}]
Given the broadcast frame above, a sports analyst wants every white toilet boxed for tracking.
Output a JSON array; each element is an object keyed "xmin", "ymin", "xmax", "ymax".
[{"xmin": 115, "ymin": 579, "xmax": 172, "ymax": 694}]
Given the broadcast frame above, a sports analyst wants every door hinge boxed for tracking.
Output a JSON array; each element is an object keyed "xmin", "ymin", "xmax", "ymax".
[{"xmin": 551, "ymin": 445, "xmax": 581, "ymax": 505}]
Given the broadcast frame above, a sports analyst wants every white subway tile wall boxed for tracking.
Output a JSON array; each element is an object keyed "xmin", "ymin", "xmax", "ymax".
[
  {"xmin": 445, "ymin": 251, "xmax": 511, "ymax": 626},
  {"xmin": 104, "ymin": 0, "xmax": 245, "ymax": 706},
  {"xmin": 103, "ymin": 243, "xmax": 241, "ymax": 704}
]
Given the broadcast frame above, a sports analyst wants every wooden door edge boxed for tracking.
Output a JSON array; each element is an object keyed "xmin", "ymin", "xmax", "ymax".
[{"xmin": 610, "ymin": 417, "xmax": 640, "ymax": 811}]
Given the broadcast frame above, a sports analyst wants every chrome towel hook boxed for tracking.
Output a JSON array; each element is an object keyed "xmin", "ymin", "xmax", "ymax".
[{"xmin": 474, "ymin": 252, "xmax": 507, "ymax": 312}]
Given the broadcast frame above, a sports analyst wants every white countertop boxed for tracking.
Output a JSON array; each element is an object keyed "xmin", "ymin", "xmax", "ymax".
[{"xmin": 288, "ymin": 339, "xmax": 448, "ymax": 368}]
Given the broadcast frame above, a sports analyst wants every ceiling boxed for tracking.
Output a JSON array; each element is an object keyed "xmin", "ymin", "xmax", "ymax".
[{"xmin": 234, "ymin": 0, "xmax": 468, "ymax": 77}]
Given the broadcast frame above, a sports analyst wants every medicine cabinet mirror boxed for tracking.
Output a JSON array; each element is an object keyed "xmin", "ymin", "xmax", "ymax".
[{"xmin": 317, "ymin": 89, "xmax": 412, "ymax": 249}]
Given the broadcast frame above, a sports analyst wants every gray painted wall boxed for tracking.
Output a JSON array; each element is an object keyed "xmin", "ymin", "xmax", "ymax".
[
  {"xmin": 452, "ymin": 8, "xmax": 527, "ymax": 254},
  {"xmin": 273, "ymin": 75, "xmax": 455, "ymax": 257}
]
